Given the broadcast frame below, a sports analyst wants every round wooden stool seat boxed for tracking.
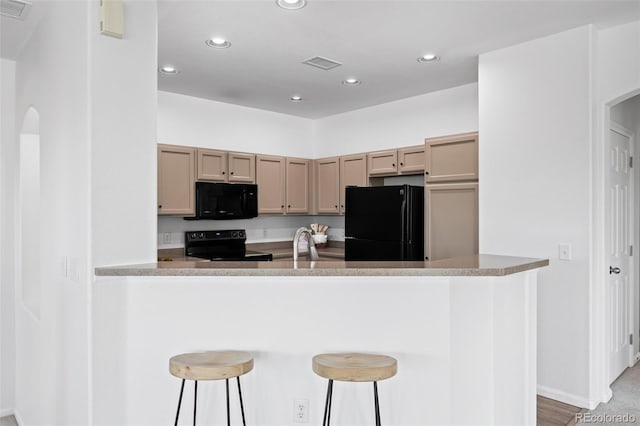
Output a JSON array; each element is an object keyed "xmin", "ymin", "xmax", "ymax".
[
  {"xmin": 169, "ymin": 350, "xmax": 254, "ymax": 381},
  {"xmin": 312, "ymin": 352, "xmax": 397, "ymax": 382}
]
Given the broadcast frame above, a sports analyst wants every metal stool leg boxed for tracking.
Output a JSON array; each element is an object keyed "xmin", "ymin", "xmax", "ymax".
[
  {"xmin": 174, "ymin": 379, "xmax": 186, "ymax": 426},
  {"xmin": 193, "ymin": 380, "xmax": 198, "ymax": 426},
  {"xmin": 322, "ymin": 379, "xmax": 334, "ymax": 426},
  {"xmin": 226, "ymin": 378, "xmax": 231, "ymax": 426},
  {"xmin": 374, "ymin": 381, "xmax": 381, "ymax": 426},
  {"xmin": 237, "ymin": 377, "xmax": 247, "ymax": 426}
]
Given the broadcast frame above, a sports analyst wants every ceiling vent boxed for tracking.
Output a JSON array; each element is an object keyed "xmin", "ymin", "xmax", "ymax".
[
  {"xmin": 1, "ymin": 0, "xmax": 31, "ymax": 19},
  {"xmin": 302, "ymin": 56, "xmax": 342, "ymax": 71}
]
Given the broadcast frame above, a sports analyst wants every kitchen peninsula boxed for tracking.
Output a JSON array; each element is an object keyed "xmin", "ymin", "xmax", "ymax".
[{"xmin": 94, "ymin": 254, "xmax": 547, "ymax": 426}]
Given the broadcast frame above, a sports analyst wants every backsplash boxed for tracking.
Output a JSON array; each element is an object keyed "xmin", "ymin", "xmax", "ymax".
[{"xmin": 158, "ymin": 215, "xmax": 345, "ymax": 248}]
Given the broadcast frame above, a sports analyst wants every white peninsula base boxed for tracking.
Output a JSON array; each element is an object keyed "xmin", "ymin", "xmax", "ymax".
[{"xmin": 93, "ymin": 261, "xmax": 540, "ymax": 426}]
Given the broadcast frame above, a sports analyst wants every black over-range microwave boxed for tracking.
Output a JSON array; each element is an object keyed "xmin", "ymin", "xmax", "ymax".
[{"xmin": 190, "ymin": 182, "xmax": 258, "ymax": 220}]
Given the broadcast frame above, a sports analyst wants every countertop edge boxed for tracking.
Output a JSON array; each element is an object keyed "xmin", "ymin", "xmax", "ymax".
[{"xmin": 94, "ymin": 256, "xmax": 549, "ymax": 278}]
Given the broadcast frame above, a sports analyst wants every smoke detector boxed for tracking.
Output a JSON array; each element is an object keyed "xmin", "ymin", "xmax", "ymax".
[
  {"xmin": 302, "ymin": 56, "xmax": 342, "ymax": 71},
  {"xmin": 1, "ymin": 0, "xmax": 31, "ymax": 20}
]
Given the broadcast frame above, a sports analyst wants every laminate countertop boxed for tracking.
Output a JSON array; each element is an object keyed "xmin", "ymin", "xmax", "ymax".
[{"xmin": 95, "ymin": 254, "xmax": 548, "ymax": 277}]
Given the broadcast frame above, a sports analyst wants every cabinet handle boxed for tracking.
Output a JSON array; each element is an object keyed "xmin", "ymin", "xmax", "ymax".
[
  {"xmin": 425, "ymin": 171, "xmax": 429, "ymax": 175},
  {"xmin": 230, "ymin": 171, "xmax": 234, "ymax": 175},
  {"xmin": 158, "ymin": 205, "xmax": 162, "ymax": 209},
  {"xmin": 222, "ymin": 171, "xmax": 225, "ymax": 175},
  {"xmin": 392, "ymin": 163, "xmax": 395, "ymax": 167},
  {"xmin": 281, "ymin": 205, "xmax": 284, "ymax": 209},
  {"xmin": 335, "ymin": 205, "xmax": 338, "ymax": 209},
  {"xmin": 400, "ymin": 162, "xmax": 404, "ymax": 166},
  {"xmin": 288, "ymin": 205, "xmax": 291, "ymax": 208}
]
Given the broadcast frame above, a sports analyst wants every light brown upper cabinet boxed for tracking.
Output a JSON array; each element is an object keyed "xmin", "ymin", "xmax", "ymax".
[
  {"xmin": 425, "ymin": 132, "xmax": 478, "ymax": 183},
  {"xmin": 285, "ymin": 158, "xmax": 310, "ymax": 214},
  {"xmin": 256, "ymin": 155, "xmax": 286, "ymax": 214},
  {"xmin": 398, "ymin": 145, "xmax": 425, "ymax": 174},
  {"xmin": 367, "ymin": 146, "xmax": 424, "ymax": 177},
  {"xmin": 228, "ymin": 152, "xmax": 256, "ymax": 183},
  {"xmin": 425, "ymin": 182, "xmax": 479, "ymax": 261},
  {"xmin": 196, "ymin": 149, "xmax": 227, "ymax": 181},
  {"xmin": 316, "ymin": 157, "xmax": 340, "ymax": 214},
  {"xmin": 367, "ymin": 149, "xmax": 398, "ymax": 176},
  {"xmin": 158, "ymin": 144, "xmax": 195, "ymax": 216},
  {"xmin": 339, "ymin": 154, "xmax": 368, "ymax": 214}
]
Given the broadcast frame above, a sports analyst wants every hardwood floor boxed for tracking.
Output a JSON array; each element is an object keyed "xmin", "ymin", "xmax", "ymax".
[{"xmin": 537, "ymin": 395, "xmax": 585, "ymax": 426}]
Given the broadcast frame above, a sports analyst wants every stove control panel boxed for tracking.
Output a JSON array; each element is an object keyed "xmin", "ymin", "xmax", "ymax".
[{"xmin": 185, "ymin": 229, "xmax": 246, "ymax": 242}]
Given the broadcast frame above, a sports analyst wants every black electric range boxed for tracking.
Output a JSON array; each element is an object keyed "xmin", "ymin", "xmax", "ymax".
[{"xmin": 185, "ymin": 229, "xmax": 273, "ymax": 261}]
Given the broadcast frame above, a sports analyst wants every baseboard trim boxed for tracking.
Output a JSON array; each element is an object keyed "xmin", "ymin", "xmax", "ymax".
[
  {"xmin": 537, "ymin": 385, "xmax": 599, "ymax": 410},
  {"xmin": 0, "ymin": 408, "xmax": 14, "ymax": 417}
]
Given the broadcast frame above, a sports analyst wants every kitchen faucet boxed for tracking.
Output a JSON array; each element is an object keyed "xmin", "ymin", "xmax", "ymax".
[{"xmin": 293, "ymin": 227, "xmax": 319, "ymax": 261}]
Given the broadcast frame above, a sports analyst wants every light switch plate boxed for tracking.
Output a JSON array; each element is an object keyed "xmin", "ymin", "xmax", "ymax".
[{"xmin": 558, "ymin": 243, "xmax": 572, "ymax": 261}]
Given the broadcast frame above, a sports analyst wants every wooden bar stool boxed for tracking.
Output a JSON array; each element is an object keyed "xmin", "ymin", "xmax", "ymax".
[
  {"xmin": 170, "ymin": 350, "xmax": 253, "ymax": 426},
  {"xmin": 312, "ymin": 353, "xmax": 397, "ymax": 426}
]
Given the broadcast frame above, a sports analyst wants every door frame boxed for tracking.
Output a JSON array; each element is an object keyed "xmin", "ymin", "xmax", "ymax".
[
  {"xmin": 608, "ymin": 121, "xmax": 636, "ymax": 377},
  {"xmin": 590, "ymin": 89, "xmax": 640, "ymax": 408}
]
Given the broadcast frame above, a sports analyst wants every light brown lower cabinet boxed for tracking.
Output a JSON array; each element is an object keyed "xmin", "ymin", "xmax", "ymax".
[
  {"xmin": 158, "ymin": 145, "xmax": 195, "ymax": 216},
  {"xmin": 425, "ymin": 182, "xmax": 479, "ymax": 261}
]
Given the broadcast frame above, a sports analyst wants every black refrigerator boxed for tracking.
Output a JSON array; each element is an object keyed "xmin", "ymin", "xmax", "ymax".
[{"xmin": 345, "ymin": 185, "xmax": 424, "ymax": 261}]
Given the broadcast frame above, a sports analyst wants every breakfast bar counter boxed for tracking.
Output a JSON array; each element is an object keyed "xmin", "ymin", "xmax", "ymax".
[
  {"xmin": 93, "ymin": 254, "xmax": 547, "ymax": 426},
  {"xmin": 95, "ymin": 254, "xmax": 547, "ymax": 277}
]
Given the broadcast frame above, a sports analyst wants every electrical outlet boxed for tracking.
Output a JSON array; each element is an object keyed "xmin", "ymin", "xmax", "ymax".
[
  {"xmin": 558, "ymin": 243, "xmax": 572, "ymax": 261},
  {"xmin": 293, "ymin": 398, "xmax": 309, "ymax": 423},
  {"xmin": 162, "ymin": 233, "xmax": 172, "ymax": 244}
]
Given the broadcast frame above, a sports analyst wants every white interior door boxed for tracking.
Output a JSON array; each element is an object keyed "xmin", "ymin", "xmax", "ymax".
[{"xmin": 607, "ymin": 125, "xmax": 634, "ymax": 384}]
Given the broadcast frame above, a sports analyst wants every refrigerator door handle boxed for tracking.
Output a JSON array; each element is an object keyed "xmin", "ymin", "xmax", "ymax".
[{"xmin": 400, "ymin": 191, "xmax": 407, "ymax": 259}]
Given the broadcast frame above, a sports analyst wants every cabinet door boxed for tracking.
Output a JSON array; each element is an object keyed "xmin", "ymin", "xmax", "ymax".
[
  {"xmin": 286, "ymin": 158, "xmax": 309, "ymax": 214},
  {"xmin": 339, "ymin": 154, "xmax": 367, "ymax": 215},
  {"xmin": 256, "ymin": 155, "xmax": 285, "ymax": 214},
  {"xmin": 425, "ymin": 132, "xmax": 478, "ymax": 183},
  {"xmin": 398, "ymin": 145, "xmax": 425, "ymax": 174},
  {"xmin": 158, "ymin": 145, "xmax": 195, "ymax": 216},
  {"xmin": 196, "ymin": 149, "xmax": 227, "ymax": 181},
  {"xmin": 228, "ymin": 152, "xmax": 256, "ymax": 183},
  {"xmin": 367, "ymin": 149, "xmax": 398, "ymax": 176},
  {"xmin": 316, "ymin": 157, "xmax": 340, "ymax": 214},
  {"xmin": 425, "ymin": 182, "xmax": 478, "ymax": 261}
]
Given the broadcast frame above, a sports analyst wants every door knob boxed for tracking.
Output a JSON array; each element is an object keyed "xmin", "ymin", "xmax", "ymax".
[{"xmin": 610, "ymin": 266, "xmax": 621, "ymax": 274}]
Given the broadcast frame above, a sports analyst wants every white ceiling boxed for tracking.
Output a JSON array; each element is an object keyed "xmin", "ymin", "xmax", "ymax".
[
  {"xmin": 2, "ymin": 1, "xmax": 639, "ymax": 119},
  {"xmin": 158, "ymin": 0, "xmax": 640, "ymax": 119}
]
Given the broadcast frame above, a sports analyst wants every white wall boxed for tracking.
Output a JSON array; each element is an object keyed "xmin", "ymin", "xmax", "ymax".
[
  {"xmin": 0, "ymin": 58, "xmax": 16, "ymax": 417},
  {"xmin": 312, "ymin": 83, "xmax": 478, "ymax": 157},
  {"xmin": 11, "ymin": 2, "xmax": 92, "ymax": 423},
  {"xmin": 4, "ymin": 1, "xmax": 159, "ymax": 424},
  {"xmin": 91, "ymin": 1, "xmax": 157, "ymax": 267},
  {"xmin": 478, "ymin": 26, "xmax": 593, "ymax": 405},
  {"xmin": 158, "ymin": 91, "xmax": 314, "ymax": 158},
  {"xmin": 597, "ymin": 21, "xmax": 640, "ymax": 105}
]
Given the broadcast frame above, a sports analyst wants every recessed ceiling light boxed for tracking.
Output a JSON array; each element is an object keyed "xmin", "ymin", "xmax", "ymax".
[
  {"xmin": 206, "ymin": 37, "xmax": 231, "ymax": 49},
  {"xmin": 276, "ymin": 0, "xmax": 306, "ymax": 10},
  {"xmin": 417, "ymin": 54, "xmax": 439, "ymax": 63},
  {"xmin": 159, "ymin": 66, "xmax": 179, "ymax": 75},
  {"xmin": 342, "ymin": 77, "xmax": 361, "ymax": 86},
  {"xmin": 290, "ymin": 95, "xmax": 303, "ymax": 102}
]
